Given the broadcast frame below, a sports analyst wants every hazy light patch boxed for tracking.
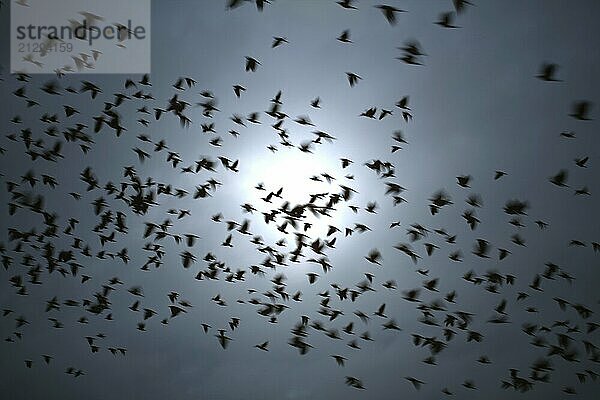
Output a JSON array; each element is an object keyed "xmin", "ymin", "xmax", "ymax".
[{"xmin": 240, "ymin": 148, "xmax": 345, "ymax": 240}]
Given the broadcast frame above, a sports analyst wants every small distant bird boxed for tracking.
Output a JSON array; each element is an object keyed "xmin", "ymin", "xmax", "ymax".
[
  {"xmin": 536, "ymin": 63, "xmax": 561, "ymax": 81},
  {"xmin": 549, "ymin": 169, "xmax": 569, "ymax": 187},
  {"xmin": 337, "ymin": 30, "xmax": 352, "ymax": 43},
  {"xmin": 456, "ymin": 175, "xmax": 471, "ymax": 188},
  {"xmin": 345, "ymin": 376, "xmax": 365, "ymax": 389},
  {"xmin": 494, "ymin": 170, "xmax": 507, "ymax": 180},
  {"xmin": 346, "ymin": 72, "xmax": 362, "ymax": 87},
  {"xmin": 569, "ymin": 101, "xmax": 592, "ymax": 120},
  {"xmin": 405, "ymin": 376, "xmax": 425, "ymax": 390},
  {"xmin": 254, "ymin": 341, "xmax": 269, "ymax": 351},
  {"xmin": 365, "ymin": 249, "xmax": 382, "ymax": 265},
  {"xmin": 337, "ymin": 0, "xmax": 357, "ymax": 10},
  {"xmin": 436, "ymin": 12, "xmax": 459, "ymax": 28},
  {"xmin": 272, "ymin": 37, "xmax": 288, "ymax": 48},
  {"xmin": 375, "ymin": 5, "xmax": 405, "ymax": 25},
  {"xmin": 574, "ymin": 156, "xmax": 588, "ymax": 168},
  {"xmin": 245, "ymin": 57, "xmax": 260, "ymax": 72},
  {"xmin": 233, "ymin": 84, "xmax": 246, "ymax": 98},
  {"xmin": 326, "ymin": 354, "xmax": 345, "ymax": 367},
  {"xmin": 453, "ymin": 0, "xmax": 473, "ymax": 13}
]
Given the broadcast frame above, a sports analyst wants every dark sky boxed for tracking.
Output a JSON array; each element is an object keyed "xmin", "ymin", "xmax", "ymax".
[{"xmin": 1, "ymin": 1, "xmax": 599, "ymax": 399}]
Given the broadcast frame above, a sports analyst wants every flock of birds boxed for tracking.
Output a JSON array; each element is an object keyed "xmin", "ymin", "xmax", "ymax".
[{"xmin": 1, "ymin": 0, "xmax": 599, "ymax": 397}]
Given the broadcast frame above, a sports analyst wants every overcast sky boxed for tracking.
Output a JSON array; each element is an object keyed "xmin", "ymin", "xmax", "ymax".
[{"xmin": 0, "ymin": 1, "xmax": 599, "ymax": 399}]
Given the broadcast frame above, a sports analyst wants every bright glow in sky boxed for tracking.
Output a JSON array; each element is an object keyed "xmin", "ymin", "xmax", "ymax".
[{"xmin": 242, "ymin": 148, "xmax": 347, "ymax": 239}]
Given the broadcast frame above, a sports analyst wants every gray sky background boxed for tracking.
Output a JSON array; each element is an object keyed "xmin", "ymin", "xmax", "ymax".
[{"xmin": 0, "ymin": 1, "xmax": 599, "ymax": 399}]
